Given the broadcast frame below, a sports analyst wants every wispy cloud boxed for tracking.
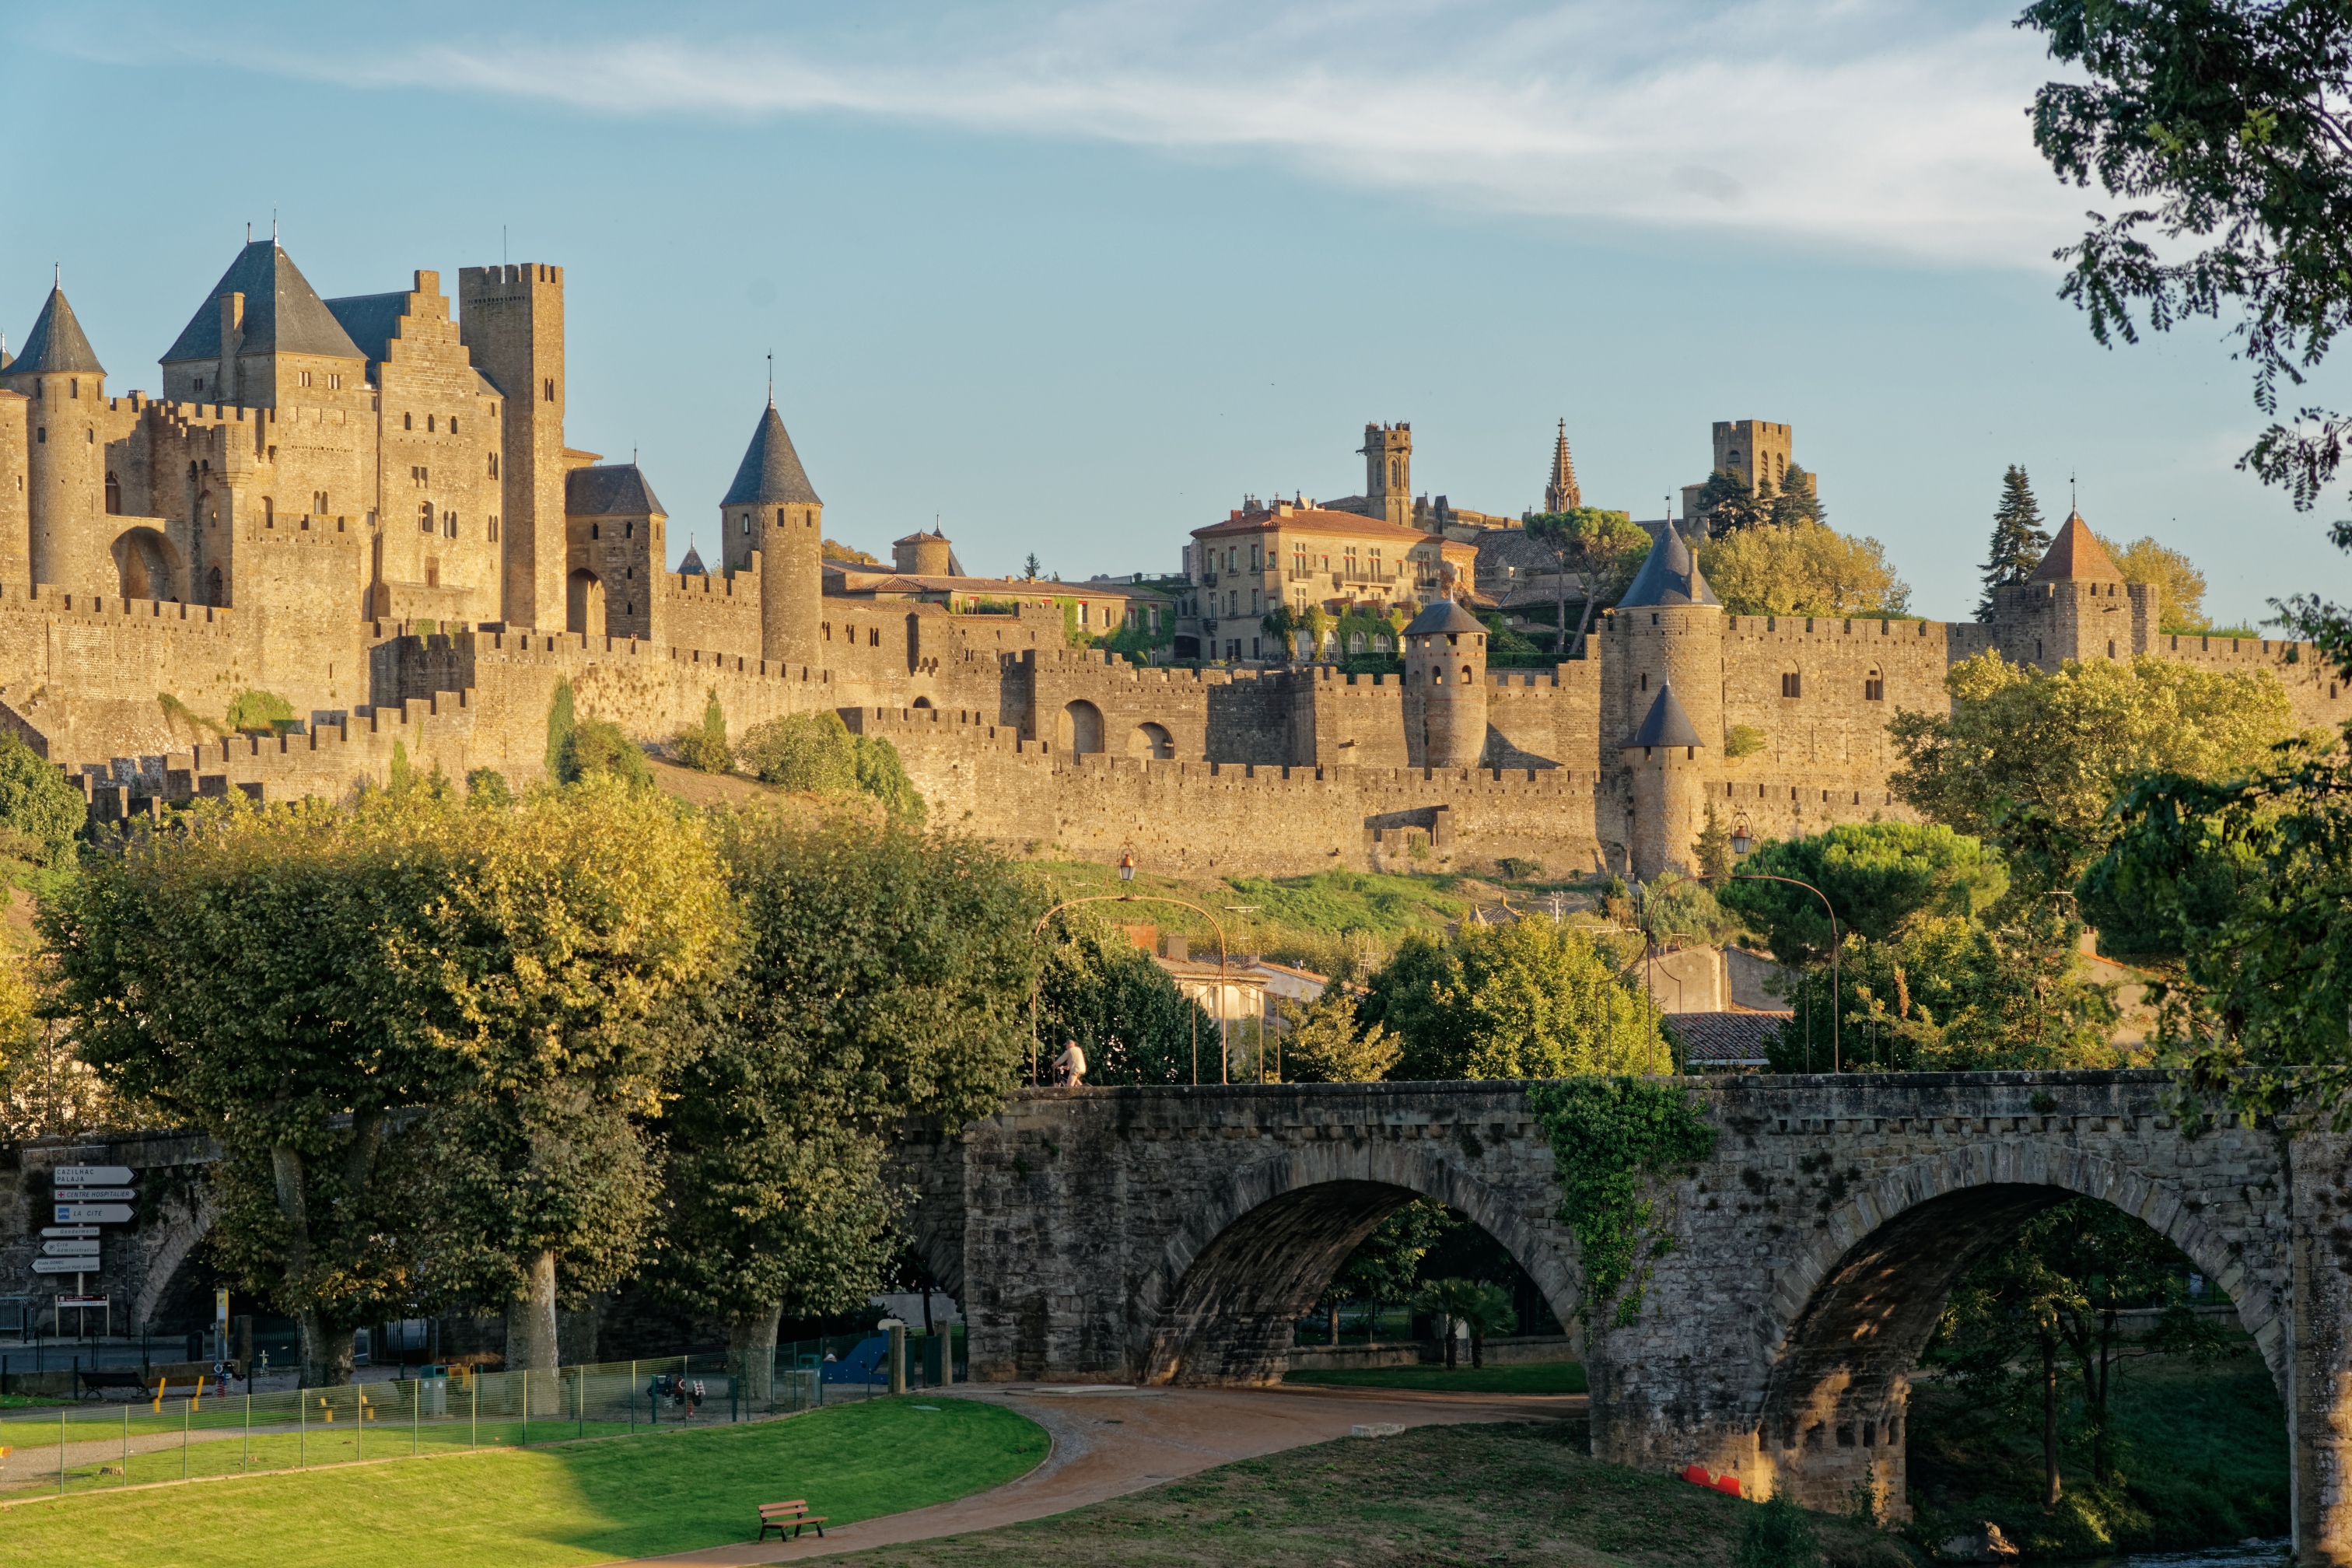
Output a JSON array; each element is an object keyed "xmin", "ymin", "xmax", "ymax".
[{"xmin": 54, "ymin": 1, "xmax": 2088, "ymax": 265}]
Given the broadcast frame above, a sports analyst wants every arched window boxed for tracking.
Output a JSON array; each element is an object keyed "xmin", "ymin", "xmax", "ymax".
[
  {"xmin": 591, "ymin": 523, "xmax": 600, "ymax": 541},
  {"xmin": 404, "ymin": 412, "xmax": 413, "ymax": 430},
  {"xmin": 104, "ymin": 471, "xmax": 121, "ymax": 515},
  {"xmin": 419, "ymin": 501, "xmax": 433, "ymax": 533},
  {"xmin": 1864, "ymin": 669, "xmax": 1884, "ymax": 702},
  {"xmin": 740, "ymin": 514, "xmax": 751, "ymax": 536}
]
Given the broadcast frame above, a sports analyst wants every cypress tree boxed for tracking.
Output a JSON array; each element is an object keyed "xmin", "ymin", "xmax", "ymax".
[{"xmin": 1977, "ymin": 465, "xmax": 2049, "ymax": 620}]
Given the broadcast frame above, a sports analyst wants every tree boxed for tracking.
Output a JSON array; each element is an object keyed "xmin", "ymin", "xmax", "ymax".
[
  {"xmin": 1689, "ymin": 469, "xmax": 1766, "ymax": 536},
  {"xmin": 544, "ymin": 678, "xmax": 575, "ymax": 779},
  {"xmin": 1695, "ymin": 802, "xmax": 1734, "ymax": 884},
  {"xmin": 1521, "ymin": 508, "xmax": 1650, "ymax": 658},
  {"xmin": 1768, "ymin": 464, "xmax": 1825, "ymax": 530},
  {"xmin": 1696, "ymin": 522, "xmax": 1912, "ymax": 618},
  {"xmin": 1319, "ymin": 1198, "xmax": 1447, "ymax": 1343},
  {"xmin": 1276, "ymin": 987, "xmax": 1399, "ymax": 1083},
  {"xmin": 2099, "ymin": 534, "xmax": 2211, "ymax": 632},
  {"xmin": 1300, "ymin": 604, "xmax": 1335, "ymax": 663},
  {"xmin": 559, "ymin": 718, "xmax": 653, "ymax": 788},
  {"xmin": 673, "ymin": 690, "xmax": 733, "ymax": 774},
  {"xmin": 1889, "ymin": 651, "xmax": 2292, "ymax": 897},
  {"xmin": 1412, "ymin": 1276, "xmax": 1515, "ymax": 1370},
  {"xmin": 1717, "ymin": 821, "xmax": 2009, "ymax": 968},
  {"xmin": 1362, "ymin": 919, "xmax": 1663, "ymax": 1081},
  {"xmin": 1035, "ymin": 916, "xmax": 1207, "ymax": 1086},
  {"xmin": 0, "ymin": 731, "xmax": 87, "ymax": 870},
  {"xmin": 1978, "ymin": 466, "xmax": 2051, "ymax": 620},
  {"xmin": 44, "ymin": 796, "xmax": 453, "ymax": 1385},
  {"xmin": 655, "ymin": 810, "xmax": 1035, "ymax": 1373},
  {"xmin": 1258, "ymin": 600, "xmax": 1297, "ymax": 656},
  {"xmin": 390, "ymin": 777, "xmax": 735, "ymax": 1388},
  {"xmin": 1022, "ymin": 553, "xmax": 1041, "ymax": 581}
]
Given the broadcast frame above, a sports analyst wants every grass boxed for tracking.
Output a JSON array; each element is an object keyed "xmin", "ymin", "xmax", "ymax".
[
  {"xmin": 0, "ymin": 1395, "xmax": 1047, "ymax": 1567},
  {"xmin": 817, "ymin": 1419, "xmax": 1912, "ymax": 1568},
  {"xmin": 1907, "ymin": 1349, "xmax": 2290, "ymax": 1559},
  {"xmin": 1281, "ymin": 1361, "xmax": 1587, "ymax": 1395}
]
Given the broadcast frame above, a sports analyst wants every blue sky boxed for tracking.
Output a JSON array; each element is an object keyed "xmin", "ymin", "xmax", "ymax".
[{"xmin": 3, "ymin": 0, "xmax": 2343, "ymax": 626}]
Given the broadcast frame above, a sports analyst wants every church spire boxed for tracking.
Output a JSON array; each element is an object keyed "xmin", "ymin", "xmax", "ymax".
[{"xmin": 1544, "ymin": 418, "xmax": 1580, "ymax": 513}]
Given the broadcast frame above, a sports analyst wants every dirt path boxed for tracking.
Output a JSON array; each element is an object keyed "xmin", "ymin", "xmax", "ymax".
[{"xmin": 628, "ymin": 1383, "xmax": 1584, "ymax": 1566}]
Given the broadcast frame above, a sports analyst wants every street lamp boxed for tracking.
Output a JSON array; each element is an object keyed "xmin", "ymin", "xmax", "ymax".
[
  {"xmin": 1713, "ymin": 870, "xmax": 1842, "ymax": 1073},
  {"xmin": 1730, "ymin": 815, "xmax": 1753, "ymax": 857},
  {"xmin": 1118, "ymin": 852, "xmax": 1136, "ymax": 884}
]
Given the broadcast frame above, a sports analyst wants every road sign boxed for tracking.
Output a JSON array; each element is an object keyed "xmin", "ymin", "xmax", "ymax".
[
  {"xmin": 53, "ymin": 1166, "xmax": 132, "ymax": 1186},
  {"xmin": 33, "ymin": 1257, "xmax": 91, "ymax": 1273},
  {"xmin": 43, "ymin": 1239, "xmax": 98, "ymax": 1257},
  {"xmin": 58, "ymin": 1294, "xmax": 108, "ymax": 1308},
  {"xmin": 54, "ymin": 1204, "xmax": 131, "ymax": 1223},
  {"xmin": 42, "ymin": 1225, "xmax": 100, "ymax": 1238},
  {"xmin": 54, "ymin": 1187, "xmax": 135, "ymax": 1202}
]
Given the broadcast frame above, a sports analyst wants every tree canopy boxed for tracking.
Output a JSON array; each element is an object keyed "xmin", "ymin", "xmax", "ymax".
[
  {"xmin": 1696, "ymin": 522, "xmax": 1912, "ymax": 618},
  {"xmin": 1363, "ymin": 919, "xmax": 1662, "ymax": 1080},
  {"xmin": 1978, "ymin": 465, "xmax": 2051, "ymax": 620},
  {"xmin": 1719, "ymin": 821, "xmax": 2009, "ymax": 967},
  {"xmin": 1521, "ymin": 508, "xmax": 1650, "ymax": 658},
  {"xmin": 2099, "ymin": 533, "xmax": 2211, "ymax": 632},
  {"xmin": 1888, "ymin": 650, "xmax": 2291, "ymax": 895}
]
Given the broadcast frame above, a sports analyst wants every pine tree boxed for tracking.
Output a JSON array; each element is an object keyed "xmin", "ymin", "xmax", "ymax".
[
  {"xmin": 1769, "ymin": 464, "xmax": 1825, "ymax": 528},
  {"xmin": 1977, "ymin": 466, "xmax": 2049, "ymax": 620}
]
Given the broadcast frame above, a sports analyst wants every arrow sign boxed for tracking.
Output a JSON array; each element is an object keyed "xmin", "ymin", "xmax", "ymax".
[
  {"xmin": 58, "ymin": 1294, "xmax": 107, "ymax": 1308},
  {"xmin": 55, "ymin": 1188, "xmax": 135, "ymax": 1202},
  {"xmin": 54, "ymin": 1204, "xmax": 132, "ymax": 1223},
  {"xmin": 33, "ymin": 1257, "xmax": 92, "ymax": 1273},
  {"xmin": 43, "ymin": 1225, "xmax": 100, "ymax": 1238},
  {"xmin": 44, "ymin": 1239, "xmax": 98, "ymax": 1257},
  {"xmin": 53, "ymin": 1166, "xmax": 132, "ymax": 1186}
]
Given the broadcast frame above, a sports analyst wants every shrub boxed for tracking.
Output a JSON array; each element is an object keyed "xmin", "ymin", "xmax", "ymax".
[
  {"xmin": 465, "ymin": 768, "xmax": 511, "ymax": 807},
  {"xmin": 0, "ymin": 731, "xmax": 86, "ymax": 866},
  {"xmin": 851, "ymin": 734, "xmax": 924, "ymax": 824},
  {"xmin": 1725, "ymin": 724, "xmax": 1767, "ymax": 758},
  {"xmin": 738, "ymin": 712, "xmax": 857, "ymax": 793},
  {"xmin": 562, "ymin": 718, "xmax": 653, "ymax": 788},
  {"xmin": 224, "ymin": 688, "xmax": 297, "ymax": 735},
  {"xmin": 1738, "ymin": 1495, "xmax": 1822, "ymax": 1568},
  {"xmin": 672, "ymin": 691, "xmax": 733, "ymax": 774}
]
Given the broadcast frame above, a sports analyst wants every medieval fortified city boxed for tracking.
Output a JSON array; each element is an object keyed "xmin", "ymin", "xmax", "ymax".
[{"xmin": 6, "ymin": 7, "xmax": 2352, "ymax": 1568}]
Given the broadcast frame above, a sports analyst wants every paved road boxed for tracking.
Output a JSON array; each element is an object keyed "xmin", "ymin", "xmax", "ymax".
[{"xmin": 628, "ymin": 1383, "xmax": 1584, "ymax": 1566}]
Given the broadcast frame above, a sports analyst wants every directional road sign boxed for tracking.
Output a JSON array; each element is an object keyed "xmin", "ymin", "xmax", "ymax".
[
  {"xmin": 54, "ymin": 1204, "xmax": 132, "ymax": 1223},
  {"xmin": 58, "ymin": 1294, "xmax": 108, "ymax": 1308},
  {"xmin": 44, "ymin": 1239, "xmax": 98, "ymax": 1257},
  {"xmin": 42, "ymin": 1225, "xmax": 99, "ymax": 1238},
  {"xmin": 53, "ymin": 1166, "xmax": 132, "ymax": 1186},
  {"xmin": 54, "ymin": 1188, "xmax": 135, "ymax": 1202},
  {"xmin": 33, "ymin": 1257, "xmax": 91, "ymax": 1273}
]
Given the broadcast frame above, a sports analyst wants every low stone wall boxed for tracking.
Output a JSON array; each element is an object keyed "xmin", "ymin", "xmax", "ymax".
[{"xmin": 1283, "ymin": 1334, "xmax": 1580, "ymax": 1371}]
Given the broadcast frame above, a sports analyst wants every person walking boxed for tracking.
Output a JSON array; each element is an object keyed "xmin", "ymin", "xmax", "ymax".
[{"xmin": 1053, "ymin": 1038, "xmax": 1087, "ymax": 1088}]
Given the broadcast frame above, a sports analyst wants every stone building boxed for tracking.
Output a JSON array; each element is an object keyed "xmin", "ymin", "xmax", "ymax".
[{"xmin": 5, "ymin": 240, "xmax": 2344, "ymax": 890}]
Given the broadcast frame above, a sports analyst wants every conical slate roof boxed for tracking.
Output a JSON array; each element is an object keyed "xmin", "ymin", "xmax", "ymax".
[
  {"xmin": 1617, "ymin": 525, "xmax": 1719, "ymax": 609},
  {"xmin": 1404, "ymin": 598, "xmax": 1486, "ymax": 637},
  {"xmin": 1623, "ymin": 683, "xmax": 1704, "ymax": 749},
  {"xmin": 721, "ymin": 401, "xmax": 821, "ymax": 507},
  {"xmin": 162, "ymin": 242, "xmax": 365, "ymax": 365},
  {"xmin": 677, "ymin": 539, "xmax": 708, "ymax": 576},
  {"xmin": 4, "ymin": 287, "xmax": 103, "ymax": 377},
  {"xmin": 2028, "ymin": 511, "xmax": 2123, "ymax": 583}
]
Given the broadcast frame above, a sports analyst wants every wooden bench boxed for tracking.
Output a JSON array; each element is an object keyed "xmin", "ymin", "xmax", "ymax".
[
  {"xmin": 75, "ymin": 1369, "xmax": 150, "ymax": 1401},
  {"xmin": 756, "ymin": 1500, "xmax": 827, "ymax": 1542}
]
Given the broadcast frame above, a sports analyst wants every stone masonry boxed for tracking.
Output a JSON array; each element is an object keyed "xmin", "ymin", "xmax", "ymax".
[{"xmin": 900, "ymin": 1073, "xmax": 2352, "ymax": 1562}]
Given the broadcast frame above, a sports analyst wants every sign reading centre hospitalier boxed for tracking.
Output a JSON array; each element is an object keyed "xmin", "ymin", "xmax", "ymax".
[{"xmin": 51, "ymin": 1166, "xmax": 135, "ymax": 1227}]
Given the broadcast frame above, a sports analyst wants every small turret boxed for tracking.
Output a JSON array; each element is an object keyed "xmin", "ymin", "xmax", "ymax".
[
  {"xmin": 721, "ymin": 397, "xmax": 823, "ymax": 667},
  {"xmin": 2, "ymin": 284, "xmax": 108, "ymax": 590},
  {"xmin": 893, "ymin": 527, "xmax": 953, "ymax": 576},
  {"xmin": 1621, "ymin": 682, "xmax": 1706, "ymax": 879},
  {"xmin": 1994, "ymin": 509, "xmax": 2152, "ymax": 668},
  {"xmin": 1402, "ymin": 597, "xmax": 1488, "ymax": 768}
]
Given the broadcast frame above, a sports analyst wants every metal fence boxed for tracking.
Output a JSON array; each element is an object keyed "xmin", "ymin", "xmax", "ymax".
[{"xmin": 0, "ymin": 1331, "xmax": 964, "ymax": 1502}]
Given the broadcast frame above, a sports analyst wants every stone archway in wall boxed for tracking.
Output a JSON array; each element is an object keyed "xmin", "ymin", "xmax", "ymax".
[
  {"xmin": 1059, "ymin": 699, "xmax": 1104, "ymax": 756},
  {"xmin": 1132, "ymin": 1141, "xmax": 1580, "ymax": 1387},
  {"xmin": 1130, "ymin": 722, "xmax": 1174, "ymax": 760},
  {"xmin": 113, "ymin": 527, "xmax": 181, "ymax": 604},
  {"xmin": 1745, "ymin": 1147, "xmax": 2284, "ymax": 1521}
]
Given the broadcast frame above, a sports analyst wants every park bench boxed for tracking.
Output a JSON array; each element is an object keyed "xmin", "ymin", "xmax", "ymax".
[
  {"xmin": 756, "ymin": 1500, "xmax": 827, "ymax": 1541},
  {"xmin": 75, "ymin": 1369, "xmax": 149, "ymax": 1401}
]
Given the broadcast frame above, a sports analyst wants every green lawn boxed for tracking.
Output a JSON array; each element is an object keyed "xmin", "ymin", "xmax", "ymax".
[
  {"xmin": 1283, "ymin": 1361, "xmax": 1587, "ymax": 1395},
  {"xmin": 0, "ymin": 1395, "xmax": 1048, "ymax": 1567},
  {"xmin": 814, "ymin": 1420, "xmax": 1910, "ymax": 1568}
]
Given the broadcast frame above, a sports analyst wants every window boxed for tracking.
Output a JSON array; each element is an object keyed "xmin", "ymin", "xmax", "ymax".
[
  {"xmin": 446, "ymin": 511, "xmax": 457, "ymax": 537},
  {"xmin": 313, "ymin": 491, "xmax": 328, "ymax": 515},
  {"xmin": 298, "ymin": 370, "xmax": 311, "ymax": 388},
  {"xmin": 488, "ymin": 452, "xmax": 499, "ymax": 478},
  {"xmin": 624, "ymin": 520, "xmax": 633, "ymax": 539},
  {"xmin": 419, "ymin": 501, "xmax": 434, "ymax": 533},
  {"xmin": 1292, "ymin": 549, "xmax": 1307, "ymax": 574},
  {"xmin": 1251, "ymin": 545, "xmax": 1262, "ymax": 570},
  {"xmin": 263, "ymin": 497, "xmax": 275, "ymax": 527},
  {"xmin": 450, "ymin": 417, "xmax": 459, "ymax": 436},
  {"xmin": 591, "ymin": 523, "xmax": 600, "ymax": 541},
  {"xmin": 543, "ymin": 378, "xmax": 555, "ymax": 402},
  {"xmin": 1781, "ymin": 671, "xmax": 1802, "ymax": 698},
  {"xmin": 68, "ymin": 378, "xmax": 77, "ymax": 399},
  {"xmin": 404, "ymin": 412, "xmax": 414, "ymax": 430},
  {"xmin": 1864, "ymin": 672, "xmax": 1884, "ymax": 702},
  {"xmin": 2108, "ymin": 639, "xmax": 2117, "ymax": 659},
  {"xmin": 105, "ymin": 471, "xmax": 121, "ymax": 515},
  {"xmin": 427, "ymin": 415, "xmax": 436, "ymax": 433},
  {"xmin": 740, "ymin": 515, "xmax": 751, "ymax": 536},
  {"xmin": 489, "ymin": 516, "xmax": 500, "ymax": 542},
  {"xmin": 193, "ymin": 376, "xmax": 204, "ymax": 393},
  {"xmin": 1640, "ymin": 672, "xmax": 1648, "ymax": 691},
  {"xmin": 327, "ymin": 373, "xmax": 341, "ymax": 390},
  {"xmin": 1369, "ymin": 548, "xmax": 1382, "ymax": 577},
  {"xmin": 33, "ymin": 429, "xmax": 42, "ymax": 444}
]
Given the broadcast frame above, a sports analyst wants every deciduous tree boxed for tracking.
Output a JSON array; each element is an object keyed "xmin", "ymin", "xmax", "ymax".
[
  {"xmin": 1276, "ymin": 988, "xmax": 1398, "ymax": 1083},
  {"xmin": 1363, "ymin": 920, "xmax": 1661, "ymax": 1081},
  {"xmin": 2099, "ymin": 533, "xmax": 2211, "ymax": 632},
  {"xmin": 1697, "ymin": 522, "xmax": 1912, "ymax": 619}
]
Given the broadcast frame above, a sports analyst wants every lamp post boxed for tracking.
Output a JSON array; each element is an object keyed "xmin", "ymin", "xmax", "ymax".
[
  {"xmin": 1029, "ymin": 860, "xmax": 1230, "ymax": 1087},
  {"xmin": 1713, "ymin": 870, "xmax": 1842, "ymax": 1073}
]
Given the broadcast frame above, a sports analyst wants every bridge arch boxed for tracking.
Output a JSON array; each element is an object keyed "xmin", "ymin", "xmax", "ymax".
[
  {"xmin": 1134, "ymin": 1138, "xmax": 1580, "ymax": 1386},
  {"xmin": 1738, "ymin": 1139, "xmax": 2284, "ymax": 1518}
]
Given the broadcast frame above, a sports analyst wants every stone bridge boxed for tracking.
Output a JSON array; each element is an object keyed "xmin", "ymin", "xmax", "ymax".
[{"xmin": 897, "ymin": 1071, "xmax": 2352, "ymax": 1562}]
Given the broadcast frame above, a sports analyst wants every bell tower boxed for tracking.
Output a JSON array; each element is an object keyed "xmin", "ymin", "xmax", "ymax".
[{"xmin": 1360, "ymin": 422, "xmax": 1412, "ymax": 527}]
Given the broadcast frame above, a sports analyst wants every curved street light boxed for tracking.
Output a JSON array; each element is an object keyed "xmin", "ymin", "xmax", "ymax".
[
  {"xmin": 1713, "ymin": 870, "xmax": 1843, "ymax": 1073},
  {"xmin": 1030, "ymin": 854, "xmax": 1232, "ymax": 1087}
]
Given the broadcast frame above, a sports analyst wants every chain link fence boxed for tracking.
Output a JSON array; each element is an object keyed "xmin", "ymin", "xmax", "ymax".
[{"xmin": 0, "ymin": 1330, "xmax": 964, "ymax": 1501}]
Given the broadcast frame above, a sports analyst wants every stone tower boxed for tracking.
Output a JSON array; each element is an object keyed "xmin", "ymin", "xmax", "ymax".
[
  {"xmin": 1622, "ymin": 684, "xmax": 1707, "ymax": 880},
  {"xmin": 1606, "ymin": 525, "xmax": 1724, "ymax": 877},
  {"xmin": 0, "ymin": 386, "xmax": 26, "ymax": 583},
  {"xmin": 1543, "ymin": 419, "xmax": 1580, "ymax": 513},
  {"xmin": 722, "ymin": 398, "xmax": 823, "ymax": 668},
  {"xmin": 1992, "ymin": 509, "xmax": 2154, "ymax": 670},
  {"xmin": 1402, "ymin": 597, "xmax": 1488, "ymax": 768},
  {"xmin": 457, "ymin": 263, "xmax": 567, "ymax": 631},
  {"xmin": 1361, "ymin": 422, "xmax": 1412, "ymax": 528},
  {"xmin": 1, "ymin": 286, "xmax": 107, "ymax": 590},
  {"xmin": 893, "ymin": 528, "xmax": 953, "ymax": 576},
  {"xmin": 159, "ymin": 241, "xmax": 370, "ymax": 413}
]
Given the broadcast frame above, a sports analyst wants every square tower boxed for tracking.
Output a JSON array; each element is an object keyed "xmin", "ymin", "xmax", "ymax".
[
  {"xmin": 1360, "ymin": 422, "xmax": 1413, "ymax": 528},
  {"xmin": 457, "ymin": 264, "xmax": 566, "ymax": 630}
]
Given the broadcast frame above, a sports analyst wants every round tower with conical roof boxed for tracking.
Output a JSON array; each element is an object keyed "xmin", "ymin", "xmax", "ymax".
[
  {"xmin": 720, "ymin": 399, "xmax": 824, "ymax": 668},
  {"xmin": 1605, "ymin": 525, "xmax": 1723, "ymax": 877},
  {"xmin": 1402, "ymin": 597, "xmax": 1488, "ymax": 768},
  {"xmin": 1, "ymin": 285, "xmax": 107, "ymax": 590}
]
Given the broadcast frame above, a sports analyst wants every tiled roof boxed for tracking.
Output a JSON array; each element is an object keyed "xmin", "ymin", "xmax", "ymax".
[
  {"xmin": 565, "ymin": 463, "xmax": 667, "ymax": 518},
  {"xmin": 3, "ymin": 288, "xmax": 103, "ymax": 376},
  {"xmin": 1403, "ymin": 599, "xmax": 1485, "ymax": 637},
  {"xmin": 163, "ymin": 242, "xmax": 366, "ymax": 364},
  {"xmin": 2029, "ymin": 511, "xmax": 2124, "ymax": 583},
  {"xmin": 1192, "ymin": 507, "xmax": 1431, "ymax": 544},
  {"xmin": 1669, "ymin": 1010, "xmax": 1790, "ymax": 1066},
  {"xmin": 1625, "ymin": 683, "xmax": 1703, "ymax": 748},
  {"xmin": 721, "ymin": 401, "xmax": 821, "ymax": 507},
  {"xmin": 1618, "ymin": 525, "xmax": 1719, "ymax": 608}
]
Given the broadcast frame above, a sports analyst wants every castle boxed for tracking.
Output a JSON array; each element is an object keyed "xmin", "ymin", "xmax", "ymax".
[{"xmin": 3, "ymin": 242, "xmax": 2343, "ymax": 881}]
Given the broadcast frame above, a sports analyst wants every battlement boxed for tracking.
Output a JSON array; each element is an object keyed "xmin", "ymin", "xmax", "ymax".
[{"xmin": 1724, "ymin": 615, "xmax": 1948, "ymax": 641}]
